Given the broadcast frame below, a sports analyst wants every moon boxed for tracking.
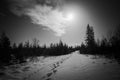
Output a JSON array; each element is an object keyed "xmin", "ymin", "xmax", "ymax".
[
  {"xmin": 63, "ymin": 11, "xmax": 75, "ymax": 21},
  {"xmin": 66, "ymin": 13, "xmax": 74, "ymax": 20}
]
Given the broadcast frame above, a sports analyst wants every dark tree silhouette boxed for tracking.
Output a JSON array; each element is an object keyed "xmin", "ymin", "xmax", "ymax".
[
  {"xmin": 0, "ymin": 32, "xmax": 11, "ymax": 64},
  {"xmin": 0, "ymin": 32, "xmax": 10, "ymax": 49},
  {"xmin": 85, "ymin": 24, "xmax": 95, "ymax": 47},
  {"xmin": 108, "ymin": 25, "xmax": 120, "ymax": 62},
  {"xmin": 32, "ymin": 38, "xmax": 39, "ymax": 48},
  {"xmin": 109, "ymin": 25, "xmax": 120, "ymax": 47},
  {"xmin": 84, "ymin": 24, "xmax": 96, "ymax": 54}
]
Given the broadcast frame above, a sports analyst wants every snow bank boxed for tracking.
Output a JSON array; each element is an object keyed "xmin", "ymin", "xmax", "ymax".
[
  {"xmin": 55, "ymin": 51, "xmax": 120, "ymax": 80},
  {"xmin": 0, "ymin": 51, "xmax": 120, "ymax": 80}
]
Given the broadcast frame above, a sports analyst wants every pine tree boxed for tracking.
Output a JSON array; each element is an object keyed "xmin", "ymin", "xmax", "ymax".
[
  {"xmin": 0, "ymin": 32, "xmax": 10, "ymax": 49},
  {"xmin": 85, "ymin": 24, "xmax": 95, "ymax": 47},
  {"xmin": 0, "ymin": 32, "xmax": 11, "ymax": 63},
  {"xmin": 85, "ymin": 24, "xmax": 96, "ymax": 54}
]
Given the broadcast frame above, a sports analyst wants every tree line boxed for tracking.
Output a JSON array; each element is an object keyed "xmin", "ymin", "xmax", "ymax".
[
  {"xmin": 0, "ymin": 33, "xmax": 74, "ymax": 65},
  {"xmin": 78, "ymin": 24, "xmax": 120, "ymax": 63},
  {"xmin": 0, "ymin": 24, "xmax": 120, "ymax": 65}
]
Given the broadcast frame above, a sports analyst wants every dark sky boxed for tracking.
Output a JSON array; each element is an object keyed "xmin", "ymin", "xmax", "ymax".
[{"xmin": 0, "ymin": 0, "xmax": 120, "ymax": 46}]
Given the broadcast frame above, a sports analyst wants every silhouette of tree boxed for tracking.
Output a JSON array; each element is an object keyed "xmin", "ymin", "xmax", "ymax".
[
  {"xmin": 32, "ymin": 38, "xmax": 39, "ymax": 48},
  {"xmin": 108, "ymin": 25, "xmax": 120, "ymax": 62},
  {"xmin": 0, "ymin": 32, "xmax": 10, "ymax": 49},
  {"xmin": 24, "ymin": 40, "xmax": 30, "ymax": 48},
  {"xmin": 80, "ymin": 42, "xmax": 86, "ymax": 54},
  {"xmin": 0, "ymin": 32, "xmax": 11, "ymax": 64},
  {"xmin": 12, "ymin": 43, "xmax": 17, "ymax": 49},
  {"xmin": 18, "ymin": 42, "xmax": 23, "ymax": 49},
  {"xmin": 110, "ymin": 25, "xmax": 120, "ymax": 47},
  {"xmin": 85, "ymin": 24, "xmax": 96, "ymax": 54},
  {"xmin": 85, "ymin": 24, "xmax": 95, "ymax": 47}
]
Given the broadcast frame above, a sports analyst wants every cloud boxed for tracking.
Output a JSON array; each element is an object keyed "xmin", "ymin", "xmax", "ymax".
[
  {"xmin": 26, "ymin": 5, "xmax": 68, "ymax": 36},
  {"xmin": 8, "ymin": 0, "xmax": 68, "ymax": 36}
]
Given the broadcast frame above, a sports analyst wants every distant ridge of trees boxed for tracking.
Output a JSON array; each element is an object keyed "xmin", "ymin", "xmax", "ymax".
[
  {"xmin": 0, "ymin": 33, "xmax": 75, "ymax": 65},
  {"xmin": 0, "ymin": 24, "xmax": 120, "ymax": 65}
]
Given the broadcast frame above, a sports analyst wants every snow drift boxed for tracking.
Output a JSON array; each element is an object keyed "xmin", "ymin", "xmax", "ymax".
[{"xmin": 0, "ymin": 51, "xmax": 120, "ymax": 80}]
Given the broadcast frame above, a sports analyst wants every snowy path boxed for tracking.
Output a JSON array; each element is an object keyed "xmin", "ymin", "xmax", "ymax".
[
  {"xmin": 0, "ymin": 51, "xmax": 120, "ymax": 80},
  {"xmin": 0, "ymin": 53, "xmax": 72, "ymax": 80},
  {"xmin": 54, "ymin": 51, "xmax": 120, "ymax": 80}
]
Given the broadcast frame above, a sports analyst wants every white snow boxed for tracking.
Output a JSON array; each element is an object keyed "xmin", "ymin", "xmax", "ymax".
[{"xmin": 0, "ymin": 51, "xmax": 120, "ymax": 80}]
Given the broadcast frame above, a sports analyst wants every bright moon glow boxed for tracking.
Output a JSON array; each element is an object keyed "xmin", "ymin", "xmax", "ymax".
[
  {"xmin": 66, "ymin": 13, "xmax": 74, "ymax": 20},
  {"xmin": 63, "ymin": 12, "xmax": 75, "ymax": 21}
]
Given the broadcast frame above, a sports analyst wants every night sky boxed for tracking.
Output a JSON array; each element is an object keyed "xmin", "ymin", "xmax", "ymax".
[{"xmin": 0, "ymin": 0, "xmax": 120, "ymax": 46}]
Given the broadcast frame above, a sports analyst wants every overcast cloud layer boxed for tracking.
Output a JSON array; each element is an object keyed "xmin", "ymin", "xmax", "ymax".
[{"xmin": 8, "ymin": 0, "xmax": 69, "ymax": 36}]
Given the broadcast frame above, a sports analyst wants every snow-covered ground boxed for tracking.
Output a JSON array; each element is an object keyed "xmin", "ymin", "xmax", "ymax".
[{"xmin": 0, "ymin": 51, "xmax": 120, "ymax": 80}]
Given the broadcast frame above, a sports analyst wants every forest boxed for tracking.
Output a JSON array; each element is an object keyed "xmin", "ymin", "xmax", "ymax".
[{"xmin": 0, "ymin": 24, "xmax": 120, "ymax": 66}]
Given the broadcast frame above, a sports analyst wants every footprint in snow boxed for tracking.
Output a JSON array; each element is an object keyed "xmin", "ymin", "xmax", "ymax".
[
  {"xmin": 47, "ymin": 72, "xmax": 53, "ymax": 77},
  {"xmin": 53, "ymin": 69, "xmax": 57, "ymax": 73},
  {"xmin": 46, "ymin": 78, "xmax": 52, "ymax": 80},
  {"xmin": 41, "ymin": 73, "xmax": 52, "ymax": 80}
]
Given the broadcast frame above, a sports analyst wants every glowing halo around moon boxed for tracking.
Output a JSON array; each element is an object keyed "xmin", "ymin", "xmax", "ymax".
[
  {"xmin": 63, "ymin": 12, "xmax": 75, "ymax": 21},
  {"xmin": 65, "ymin": 12, "xmax": 75, "ymax": 21}
]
